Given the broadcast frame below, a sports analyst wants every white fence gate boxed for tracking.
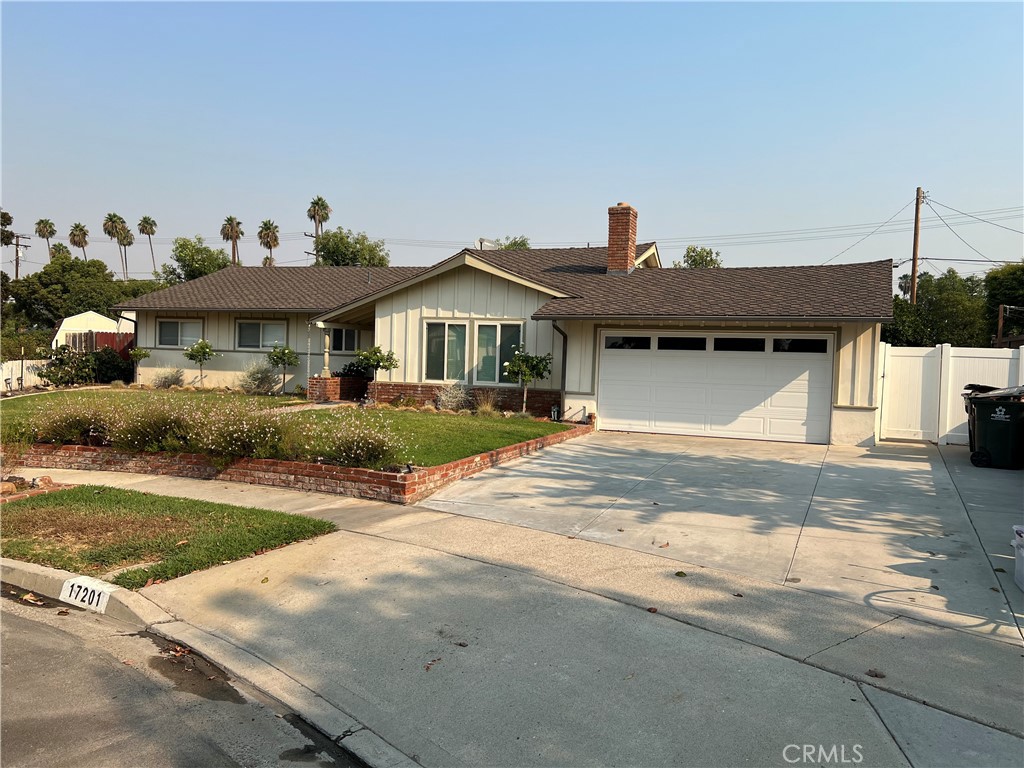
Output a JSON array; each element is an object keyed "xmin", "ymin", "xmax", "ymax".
[{"xmin": 878, "ymin": 344, "xmax": 1024, "ymax": 445}]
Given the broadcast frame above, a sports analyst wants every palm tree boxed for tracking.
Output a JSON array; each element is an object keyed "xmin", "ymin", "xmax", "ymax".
[
  {"xmin": 34, "ymin": 219, "xmax": 56, "ymax": 260},
  {"xmin": 138, "ymin": 216, "xmax": 157, "ymax": 272},
  {"xmin": 306, "ymin": 196, "xmax": 332, "ymax": 238},
  {"xmin": 257, "ymin": 220, "xmax": 279, "ymax": 265},
  {"xmin": 69, "ymin": 223, "xmax": 89, "ymax": 259},
  {"xmin": 103, "ymin": 212, "xmax": 129, "ymax": 276},
  {"xmin": 220, "ymin": 216, "xmax": 244, "ymax": 265},
  {"xmin": 50, "ymin": 243, "xmax": 72, "ymax": 259},
  {"xmin": 898, "ymin": 273, "xmax": 913, "ymax": 299},
  {"xmin": 117, "ymin": 227, "xmax": 135, "ymax": 280}
]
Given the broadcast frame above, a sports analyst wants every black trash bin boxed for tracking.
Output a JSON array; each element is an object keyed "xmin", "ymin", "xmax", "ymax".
[
  {"xmin": 965, "ymin": 385, "xmax": 1024, "ymax": 469},
  {"xmin": 962, "ymin": 384, "xmax": 1001, "ymax": 452}
]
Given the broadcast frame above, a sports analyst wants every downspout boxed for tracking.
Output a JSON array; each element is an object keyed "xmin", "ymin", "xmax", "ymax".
[{"xmin": 552, "ymin": 321, "xmax": 568, "ymax": 420}]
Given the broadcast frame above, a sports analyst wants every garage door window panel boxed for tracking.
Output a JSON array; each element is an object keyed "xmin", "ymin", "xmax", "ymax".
[
  {"xmin": 604, "ymin": 336, "xmax": 651, "ymax": 350},
  {"xmin": 713, "ymin": 337, "xmax": 766, "ymax": 352},
  {"xmin": 773, "ymin": 338, "xmax": 828, "ymax": 354},
  {"xmin": 657, "ymin": 337, "xmax": 706, "ymax": 351}
]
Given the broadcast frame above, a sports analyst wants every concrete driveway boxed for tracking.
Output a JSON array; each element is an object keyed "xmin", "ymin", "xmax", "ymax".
[{"xmin": 419, "ymin": 432, "xmax": 1023, "ymax": 643}]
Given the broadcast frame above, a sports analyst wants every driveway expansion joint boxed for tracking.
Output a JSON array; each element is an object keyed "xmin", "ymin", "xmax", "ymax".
[
  {"xmin": 801, "ymin": 616, "xmax": 899, "ymax": 663},
  {"xmin": 858, "ymin": 682, "xmax": 914, "ymax": 768}
]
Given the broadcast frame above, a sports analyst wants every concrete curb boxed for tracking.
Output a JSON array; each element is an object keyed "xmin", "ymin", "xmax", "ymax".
[{"xmin": 0, "ymin": 557, "xmax": 418, "ymax": 768}]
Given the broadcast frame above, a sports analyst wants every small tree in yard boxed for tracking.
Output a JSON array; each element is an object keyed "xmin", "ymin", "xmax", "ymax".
[
  {"xmin": 183, "ymin": 339, "xmax": 217, "ymax": 387},
  {"xmin": 503, "ymin": 346, "xmax": 553, "ymax": 413},
  {"xmin": 129, "ymin": 347, "xmax": 150, "ymax": 384},
  {"xmin": 267, "ymin": 344, "xmax": 300, "ymax": 393},
  {"xmin": 341, "ymin": 346, "xmax": 400, "ymax": 379}
]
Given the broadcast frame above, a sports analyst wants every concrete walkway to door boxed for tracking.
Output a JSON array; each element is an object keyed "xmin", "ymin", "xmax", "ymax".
[{"xmin": 419, "ymin": 432, "xmax": 1023, "ymax": 644}]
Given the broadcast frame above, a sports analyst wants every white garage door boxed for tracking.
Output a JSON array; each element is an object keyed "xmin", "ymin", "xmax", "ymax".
[{"xmin": 597, "ymin": 332, "xmax": 833, "ymax": 444}]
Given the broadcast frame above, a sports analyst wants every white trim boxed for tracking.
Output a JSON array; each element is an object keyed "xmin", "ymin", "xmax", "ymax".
[
  {"xmin": 422, "ymin": 319, "xmax": 469, "ymax": 383},
  {"xmin": 473, "ymin": 321, "xmax": 524, "ymax": 386},
  {"xmin": 156, "ymin": 318, "xmax": 203, "ymax": 348},
  {"xmin": 235, "ymin": 319, "xmax": 288, "ymax": 351}
]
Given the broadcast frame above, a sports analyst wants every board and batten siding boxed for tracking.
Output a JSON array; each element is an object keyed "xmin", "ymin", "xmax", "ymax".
[
  {"xmin": 134, "ymin": 310, "xmax": 368, "ymax": 391},
  {"xmin": 374, "ymin": 266, "xmax": 560, "ymax": 388}
]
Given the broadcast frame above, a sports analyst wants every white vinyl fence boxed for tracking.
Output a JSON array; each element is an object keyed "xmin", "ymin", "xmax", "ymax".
[
  {"xmin": 1, "ymin": 359, "xmax": 50, "ymax": 391},
  {"xmin": 878, "ymin": 344, "xmax": 1024, "ymax": 445}
]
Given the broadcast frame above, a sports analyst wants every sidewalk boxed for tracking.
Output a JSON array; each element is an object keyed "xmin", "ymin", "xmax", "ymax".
[{"xmin": 16, "ymin": 469, "xmax": 1024, "ymax": 767}]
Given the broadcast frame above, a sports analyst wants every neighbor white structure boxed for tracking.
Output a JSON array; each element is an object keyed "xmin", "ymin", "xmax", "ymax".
[{"xmin": 51, "ymin": 310, "xmax": 135, "ymax": 349}]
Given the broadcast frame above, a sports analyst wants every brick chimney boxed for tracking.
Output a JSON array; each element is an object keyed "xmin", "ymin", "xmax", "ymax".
[{"xmin": 607, "ymin": 202, "xmax": 637, "ymax": 274}]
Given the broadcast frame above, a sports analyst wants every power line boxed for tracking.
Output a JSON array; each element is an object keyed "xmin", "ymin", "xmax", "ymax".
[
  {"xmin": 928, "ymin": 198, "xmax": 1024, "ymax": 235},
  {"xmin": 924, "ymin": 200, "xmax": 995, "ymax": 262},
  {"xmin": 821, "ymin": 198, "xmax": 916, "ymax": 265}
]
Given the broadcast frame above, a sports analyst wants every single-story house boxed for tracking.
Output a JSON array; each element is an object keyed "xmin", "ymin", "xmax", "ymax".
[{"xmin": 117, "ymin": 203, "xmax": 892, "ymax": 446}]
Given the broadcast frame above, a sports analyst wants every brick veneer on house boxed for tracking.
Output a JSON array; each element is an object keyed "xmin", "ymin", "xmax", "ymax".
[
  {"xmin": 368, "ymin": 382, "xmax": 562, "ymax": 416},
  {"xmin": 10, "ymin": 423, "xmax": 592, "ymax": 505}
]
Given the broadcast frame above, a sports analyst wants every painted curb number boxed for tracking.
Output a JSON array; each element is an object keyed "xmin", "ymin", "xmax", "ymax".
[{"xmin": 59, "ymin": 576, "xmax": 118, "ymax": 614}]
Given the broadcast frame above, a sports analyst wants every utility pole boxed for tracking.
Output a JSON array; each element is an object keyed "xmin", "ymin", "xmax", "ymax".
[
  {"xmin": 997, "ymin": 304, "xmax": 1005, "ymax": 346},
  {"xmin": 304, "ymin": 232, "xmax": 316, "ymax": 265},
  {"xmin": 12, "ymin": 234, "xmax": 30, "ymax": 280},
  {"xmin": 910, "ymin": 186, "xmax": 923, "ymax": 305}
]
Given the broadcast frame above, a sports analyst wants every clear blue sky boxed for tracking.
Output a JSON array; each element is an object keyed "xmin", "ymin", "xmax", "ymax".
[{"xmin": 3, "ymin": 1, "xmax": 1022, "ymax": 282}]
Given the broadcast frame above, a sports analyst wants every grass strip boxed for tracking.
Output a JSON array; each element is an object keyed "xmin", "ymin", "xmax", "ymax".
[{"xmin": 0, "ymin": 486, "xmax": 335, "ymax": 590}]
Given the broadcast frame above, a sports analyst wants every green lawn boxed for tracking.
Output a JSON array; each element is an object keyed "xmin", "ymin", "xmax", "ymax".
[
  {"xmin": 0, "ymin": 389, "xmax": 303, "ymax": 431},
  {"xmin": 0, "ymin": 486, "xmax": 335, "ymax": 590},
  {"xmin": 290, "ymin": 408, "xmax": 572, "ymax": 467}
]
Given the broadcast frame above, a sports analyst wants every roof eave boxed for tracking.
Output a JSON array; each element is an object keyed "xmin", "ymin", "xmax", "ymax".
[{"xmin": 532, "ymin": 313, "xmax": 893, "ymax": 324}]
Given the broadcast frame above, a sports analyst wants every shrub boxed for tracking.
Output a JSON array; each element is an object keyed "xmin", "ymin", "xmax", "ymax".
[
  {"xmin": 339, "ymin": 346, "xmax": 400, "ymax": 378},
  {"xmin": 434, "ymin": 383, "xmax": 470, "ymax": 411},
  {"xmin": 109, "ymin": 380, "xmax": 127, "ymax": 389},
  {"xmin": 189, "ymin": 401, "xmax": 286, "ymax": 460},
  {"xmin": 106, "ymin": 399, "xmax": 193, "ymax": 452},
  {"xmin": 34, "ymin": 399, "xmax": 113, "ymax": 445},
  {"xmin": 266, "ymin": 344, "xmax": 300, "ymax": 393},
  {"xmin": 300, "ymin": 410, "xmax": 408, "ymax": 469},
  {"xmin": 152, "ymin": 368, "xmax": 184, "ymax": 389},
  {"xmin": 36, "ymin": 345, "xmax": 95, "ymax": 387},
  {"xmin": 390, "ymin": 394, "xmax": 418, "ymax": 407},
  {"xmin": 237, "ymin": 360, "xmax": 277, "ymax": 396},
  {"xmin": 91, "ymin": 347, "xmax": 133, "ymax": 384},
  {"xmin": 457, "ymin": 409, "xmax": 473, "ymax": 417}
]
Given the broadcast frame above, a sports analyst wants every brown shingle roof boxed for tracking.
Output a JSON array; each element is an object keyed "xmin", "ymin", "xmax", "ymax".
[
  {"xmin": 114, "ymin": 266, "xmax": 428, "ymax": 313},
  {"xmin": 466, "ymin": 243, "xmax": 658, "ymax": 292},
  {"xmin": 532, "ymin": 260, "xmax": 894, "ymax": 321}
]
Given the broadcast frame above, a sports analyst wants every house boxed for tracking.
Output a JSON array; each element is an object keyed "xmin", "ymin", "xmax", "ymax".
[
  {"xmin": 118, "ymin": 203, "xmax": 892, "ymax": 446},
  {"xmin": 52, "ymin": 310, "xmax": 136, "ymax": 350}
]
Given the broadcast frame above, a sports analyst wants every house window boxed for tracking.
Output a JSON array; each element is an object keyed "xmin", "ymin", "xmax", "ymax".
[
  {"xmin": 332, "ymin": 328, "xmax": 358, "ymax": 352},
  {"xmin": 604, "ymin": 336, "xmax": 652, "ymax": 350},
  {"xmin": 157, "ymin": 320, "xmax": 202, "ymax": 348},
  {"xmin": 476, "ymin": 323, "xmax": 522, "ymax": 384},
  {"xmin": 657, "ymin": 337, "xmax": 706, "ymax": 351},
  {"xmin": 773, "ymin": 338, "xmax": 828, "ymax": 354},
  {"xmin": 713, "ymin": 337, "xmax": 766, "ymax": 352},
  {"xmin": 425, "ymin": 322, "xmax": 466, "ymax": 381},
  {"xmin": 237, "ymin": 321, "xmax": 286, "ymax": 349}
]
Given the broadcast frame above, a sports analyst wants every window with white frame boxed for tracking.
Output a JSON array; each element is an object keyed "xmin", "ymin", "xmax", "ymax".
[
  {"xmin": 425, "ymin": 322, "xmax": 466, "ymax": 381},
  {"xmin": 236, "ymin": 320, "xmax": 286, "ymax": 350},
  {"xmin": 331, "ymin": 328, "xmax": 358, "ymax": 352},
  {"xmin": 476, "ymin": 323, "xmax": 522, "ymax": 384},
  {"xmin": 157, "ymin": 320, "xmax": 202, "ymax": 348}
]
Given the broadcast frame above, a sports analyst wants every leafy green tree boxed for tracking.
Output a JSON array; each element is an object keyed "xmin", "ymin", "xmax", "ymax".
[
  {"xmin": 138, "ymin": 216, "xmax": 158, "ymax": 272},
  {"xmin": 37, "ymin": 345, "xmax": 96, "ymax": 387},
  {"xmin": 502, "ymin": 345, "xmax": 553, "ymax": 413},
  {"xmin": 341, "ymin": 346, "xmax": 400, "ymax": 378},
  {"xmin": 882, "ymin": 268, "xmax": 988, "ymax": 347},
  {"xmin": 671, "ymin": 245, "xmax": 723, "ymax": 269},
  {"xmin": 69, "ymin": 223, "xmax": 89, "ymax": 258},
  {"xmin": 157, "ymin": 236, "xmax": 231, "ymax": 285},
  {"xmin": 6, "ymin": 252, "xmax": 158, "ymax": 328},
  {"xmin": 495, "ymin": 235, "xmax": 530, "ymax": 250},
  {"xmin": 313, "ymin": 227, "xmax": 389, "ymax": 267},
  {"xmin": 258, "ymin": 220, "xmax": 279, "ymax": 265},
  {"xmin": 1, "ymin": 210, "xmax": 14, "ymax": 247},
  {"xmin": 267, "ymin": 344, "xmax": 300, "ymax": 393},
  {"xmin": 50, "ymin": 243, "xmax": 72, "ymax": 259},
  {"xmin": 129, "ymin": 346, "xmax": 151, "ymax": 383},
  {"xmin": 984, "ymin": 262, "xmax": 1024, "ymax": 341},
  {"xmin": 183, "ymin": 339, "xmax": 218, "ymax": 387},
  {"xmin": 220, "ymin": 216, "xmax": 243, "ymax": 265},
  {"xmin": 307, "ymin": 196, "xmax": 332, "ymax": 238},
  {"xmin": 34, "ymin": 219, "xmax": 57, "ymax": 260}
]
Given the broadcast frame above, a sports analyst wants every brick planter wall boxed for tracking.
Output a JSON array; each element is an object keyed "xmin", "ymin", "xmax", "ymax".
[
  {"xmin": 336, "ymin": 376, "xmax": 370, "ymax": 401},
  {"xmin": 369, "ymin": 382, "xmax": 562, "ymax": 416},
  {"xmin": 10, "ymin": 423, "xmax": 592, "ymax": 505},
  {"xmin": 307, "ymin": 376, "xmax": 341, "ymax": 402}
]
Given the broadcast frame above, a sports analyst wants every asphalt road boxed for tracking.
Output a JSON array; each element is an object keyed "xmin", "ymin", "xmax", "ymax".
[{"xmin": 1, "ymin": 590, "xmax": 361, "ymax": 768}]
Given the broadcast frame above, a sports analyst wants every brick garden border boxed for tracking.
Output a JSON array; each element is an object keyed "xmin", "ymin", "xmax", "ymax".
[{"xmin": 9, "ymin": 423, "xmax": 593, "ymax": 505}]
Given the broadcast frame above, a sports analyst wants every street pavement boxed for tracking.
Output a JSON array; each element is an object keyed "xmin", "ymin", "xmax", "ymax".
[
  {"xmin": 19, "ymin": 442, "xmax": 1024, "ymax": 768},
  {"xmin": 0, "ymin": 593, "xmax": 359, "ymax": 768}
]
